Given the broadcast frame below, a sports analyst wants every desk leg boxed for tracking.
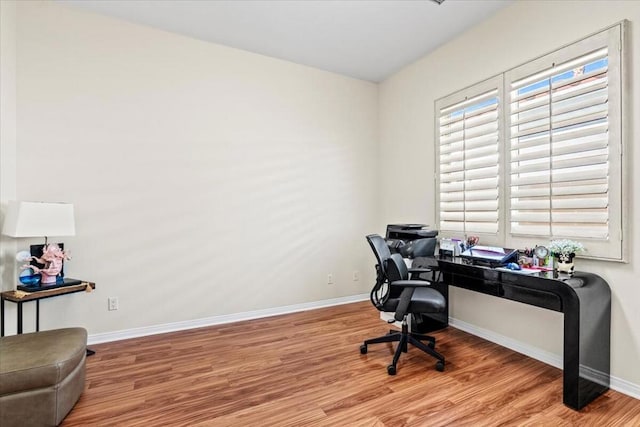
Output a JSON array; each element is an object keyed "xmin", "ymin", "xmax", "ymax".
[
  {"xmin": 36, "ymin": 300, "xmax": 40, "ymax": 332},
  {"xmin": 1, "ymin": 298, "xmax": 4, "ymax": 337},
  {"xmin": 563, "ymin": 306, "xmax": 580, "ymax": 409},
  {"xmin": 563, "ymin": 277, "xmax": 611, "ymax": 410},
  {"xmin": 17, "ymin": 302, "xmax": 23, "ymax": 334}
]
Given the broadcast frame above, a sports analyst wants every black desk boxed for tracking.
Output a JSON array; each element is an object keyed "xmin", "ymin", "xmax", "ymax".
[{"xmin": 412, "ymin": 256, "xmax": 611, "ymax": 411}]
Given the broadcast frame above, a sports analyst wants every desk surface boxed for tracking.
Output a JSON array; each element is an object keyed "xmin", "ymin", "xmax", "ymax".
[
  {"xmin": 1, "ymin": 280, "xmax": 96, "ymax": 337},
  {"xmin": 434, "ymin": 256, "xmax": 595, "ymax": 311},
  {"xmin": 1, "ymin": 281, "xmax": 95, "ymax": 303}
]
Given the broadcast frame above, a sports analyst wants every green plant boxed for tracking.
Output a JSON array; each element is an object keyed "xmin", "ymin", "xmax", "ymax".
[{"xmin": 549, "ymin": 239, "xmax": 584, "ymax": 256}]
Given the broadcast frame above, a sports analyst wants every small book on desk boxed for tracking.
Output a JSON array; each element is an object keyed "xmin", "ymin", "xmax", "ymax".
[
  {"xmin": 495, "ymin": 266, "xmax": 542, "ymax": 275},
  {"xmin": 460, "ymin": 245, "xmax": 518, "ymax": 267},
  {"xmin": 18, "ymin": 278, "xmax": 83, "ymax": 293}
]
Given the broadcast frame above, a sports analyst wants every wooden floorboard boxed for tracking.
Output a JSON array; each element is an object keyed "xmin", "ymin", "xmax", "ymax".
[{"xmin": 62, "ymin": 301, "xmax": 640, "ymax": 426}]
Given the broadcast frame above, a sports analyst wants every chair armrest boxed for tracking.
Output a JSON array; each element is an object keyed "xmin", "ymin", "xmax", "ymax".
[
  {"xmin": 408, "ymin": 266, "xmax": 440, "ymax": 281},
  {"xmin": 407, "ymin": 267, "xmax": 435, "ymax": 274},
  {"xmin": 390, "ymin": 279, "xmax": 432, "ymax": 288},
  {"xmin": 407, "ymin": 267, "xmax": 436, "ymax": 280}
]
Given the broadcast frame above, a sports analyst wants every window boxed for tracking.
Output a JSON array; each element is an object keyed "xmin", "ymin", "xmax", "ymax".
[
  {"xmin": 435, "ymin": 23, "xmax": 627, "ymax": 261},
  {"xmin": 436, "ymin": 77, "xmax": 503, "ymax": 238}
]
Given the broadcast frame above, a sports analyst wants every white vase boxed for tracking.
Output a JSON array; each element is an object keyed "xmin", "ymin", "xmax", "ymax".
[{"xmin": 556, "ymin": 253, "xmax": 575, "ymax": 275}]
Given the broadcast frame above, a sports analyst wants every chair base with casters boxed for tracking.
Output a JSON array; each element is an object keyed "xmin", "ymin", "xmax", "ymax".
[{"xmin": 360, "ymin": 315, "xmax": 445, "ymax": 375}]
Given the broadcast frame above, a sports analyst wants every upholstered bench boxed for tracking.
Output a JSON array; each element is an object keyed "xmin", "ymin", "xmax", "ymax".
[{"xmin": 0, "ymin": 328, "xmax": 87, "ymax": 427}]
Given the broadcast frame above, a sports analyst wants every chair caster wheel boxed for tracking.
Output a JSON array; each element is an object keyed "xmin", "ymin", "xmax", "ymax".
[
  {"xmin": 387, "ymin": 364, "xmax": 396, "ymax": 375},
  {"xmin": 436, "ymin": 361, "xmax": 445, "ymax": 372},
  {"xmin": 360, "ymin": 345, "xmax": 367, "ymax": 354}
]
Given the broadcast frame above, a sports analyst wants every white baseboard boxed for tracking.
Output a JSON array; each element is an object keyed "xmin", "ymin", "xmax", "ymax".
[
  {"xmin": 88, "ymin": 293, "xmax": 369, "ymax": 345},
  {"xmin": 610, "ymin": 373, "xmax": 640, "ymax": 400},
  {"xmin": 450, "ymin": 317, "xmax": 640, "ymax": 401}
]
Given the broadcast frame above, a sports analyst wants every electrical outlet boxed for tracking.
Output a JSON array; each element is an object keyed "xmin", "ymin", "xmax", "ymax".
[
  {"xmin": 327, "ymin": 274, "xmax": 334, "ymax": 285},
  {"xmin": 108, "ymin": 297, "xmax": 119, "ymax": 311},
  {"xmin": 353, "ymin": 271, "xmax": 359, "ymax": 281}
]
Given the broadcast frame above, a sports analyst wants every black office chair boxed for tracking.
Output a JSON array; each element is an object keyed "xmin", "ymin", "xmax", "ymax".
[{"xmin": 360, "ymin": 234, "xmax": 445, "ymax": 375}]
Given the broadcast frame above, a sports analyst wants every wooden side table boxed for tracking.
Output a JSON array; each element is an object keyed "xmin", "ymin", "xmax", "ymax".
[{"xmin": 1, "ymin": 280, "xmax": 95, "ymax": 337}]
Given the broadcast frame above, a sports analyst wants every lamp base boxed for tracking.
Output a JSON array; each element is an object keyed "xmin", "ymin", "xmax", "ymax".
[
  {"xmin": 30, "ymin": 242, "xmax": 66, "ymax": 277},
  {"xmin": 40, "ymin": 273, "xmax": 59, "ymax": 284},
  {"xmin": 17, "ymin": 278, "xmax": 82, "ymax": 293}
]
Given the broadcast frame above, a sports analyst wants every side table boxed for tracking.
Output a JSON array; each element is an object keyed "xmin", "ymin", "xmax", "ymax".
[{"xmin": 1, "ymin": 280, "xmax": 95, "ymax": 337}]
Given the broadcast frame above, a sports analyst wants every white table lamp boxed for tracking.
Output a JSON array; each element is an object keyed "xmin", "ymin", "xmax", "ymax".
[
  {"xmin": 2, "ymin": 201, "xmax": 75, "ymax": 244},
  {"xmin": 2, "ymin": 201, "xmax": 75, "ymax": 285}
]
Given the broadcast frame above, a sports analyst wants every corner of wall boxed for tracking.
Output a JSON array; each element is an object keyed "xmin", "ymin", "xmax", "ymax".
[{"xmin": 0, "ymin": 0, "xmax": 18, "ymax": 290}]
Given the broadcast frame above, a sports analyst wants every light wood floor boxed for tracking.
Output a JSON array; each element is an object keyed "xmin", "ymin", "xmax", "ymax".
[{"xmin": 63, "ymin": 301, "xmax": 640, "ymax": 426}]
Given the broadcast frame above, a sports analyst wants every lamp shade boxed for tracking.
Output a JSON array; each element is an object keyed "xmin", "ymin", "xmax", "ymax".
[{"xmin": 2, "ymin": 201, "xmax": 75, "ymax": 238}]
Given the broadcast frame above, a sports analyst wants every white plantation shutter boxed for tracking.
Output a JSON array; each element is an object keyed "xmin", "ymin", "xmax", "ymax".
[
  {"xmin": 435, "ymin": 23, "xmax": 626, "ymax": 261},
  {"xmin": 505, "ymin": 25, "xmax": 624, "ymax": 260},
  {"xmin": 436, "ymin": 77, "xmax": 503, "ymax": 237},
  {"xmin": 508, "ymin": 50, "xmax": 609, "ymax": 238}
]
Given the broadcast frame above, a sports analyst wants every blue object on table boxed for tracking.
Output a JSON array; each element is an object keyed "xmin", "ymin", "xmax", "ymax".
[
  {"xmin": 19, "ymin": 268, "xmax": 41, "ymax": 285},
  {"xmin": 506, "ymin": 262, "xmax": 522, "ymax": 270}
]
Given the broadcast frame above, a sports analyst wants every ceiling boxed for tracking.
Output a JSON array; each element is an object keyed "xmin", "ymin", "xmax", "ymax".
[{"xmin": 58, "ymin": 0, "xmax": 512, "ymax": 82}]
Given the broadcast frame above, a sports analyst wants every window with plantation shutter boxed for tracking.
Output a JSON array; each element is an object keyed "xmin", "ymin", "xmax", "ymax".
[
  {"xmin": 435, "ymin": 23, "xmax": 626, "ymax": 261},
  {"xmin": 436, "ymin": 77, "xmax": 503, "ymax": 238},
  {"xmin": 505, "ymin": 25, "xmax": 624, "ymax": 260}
]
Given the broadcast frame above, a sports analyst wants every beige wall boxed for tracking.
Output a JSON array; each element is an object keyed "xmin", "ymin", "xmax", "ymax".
[
  {"xmin": 0, "ymin": 1, "xmax": 17, "ymax": 288},
  {"xmin": 379, "ymin": 1, "xmax": 640, "ymax": 387},
  {"xmin": 1, "ymin": 1, "xmax": 378, "ymax": 333}
]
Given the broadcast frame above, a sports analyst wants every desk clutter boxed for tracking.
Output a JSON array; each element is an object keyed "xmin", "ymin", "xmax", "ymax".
[{"xmin": 436, "ymin": 234, "xmax": 584, "ymax": 275}]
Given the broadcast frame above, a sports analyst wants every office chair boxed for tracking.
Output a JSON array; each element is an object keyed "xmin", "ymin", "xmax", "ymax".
[{"xmin": 360, "ymin": 234, "xmax": 445, "ymax": 375}]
